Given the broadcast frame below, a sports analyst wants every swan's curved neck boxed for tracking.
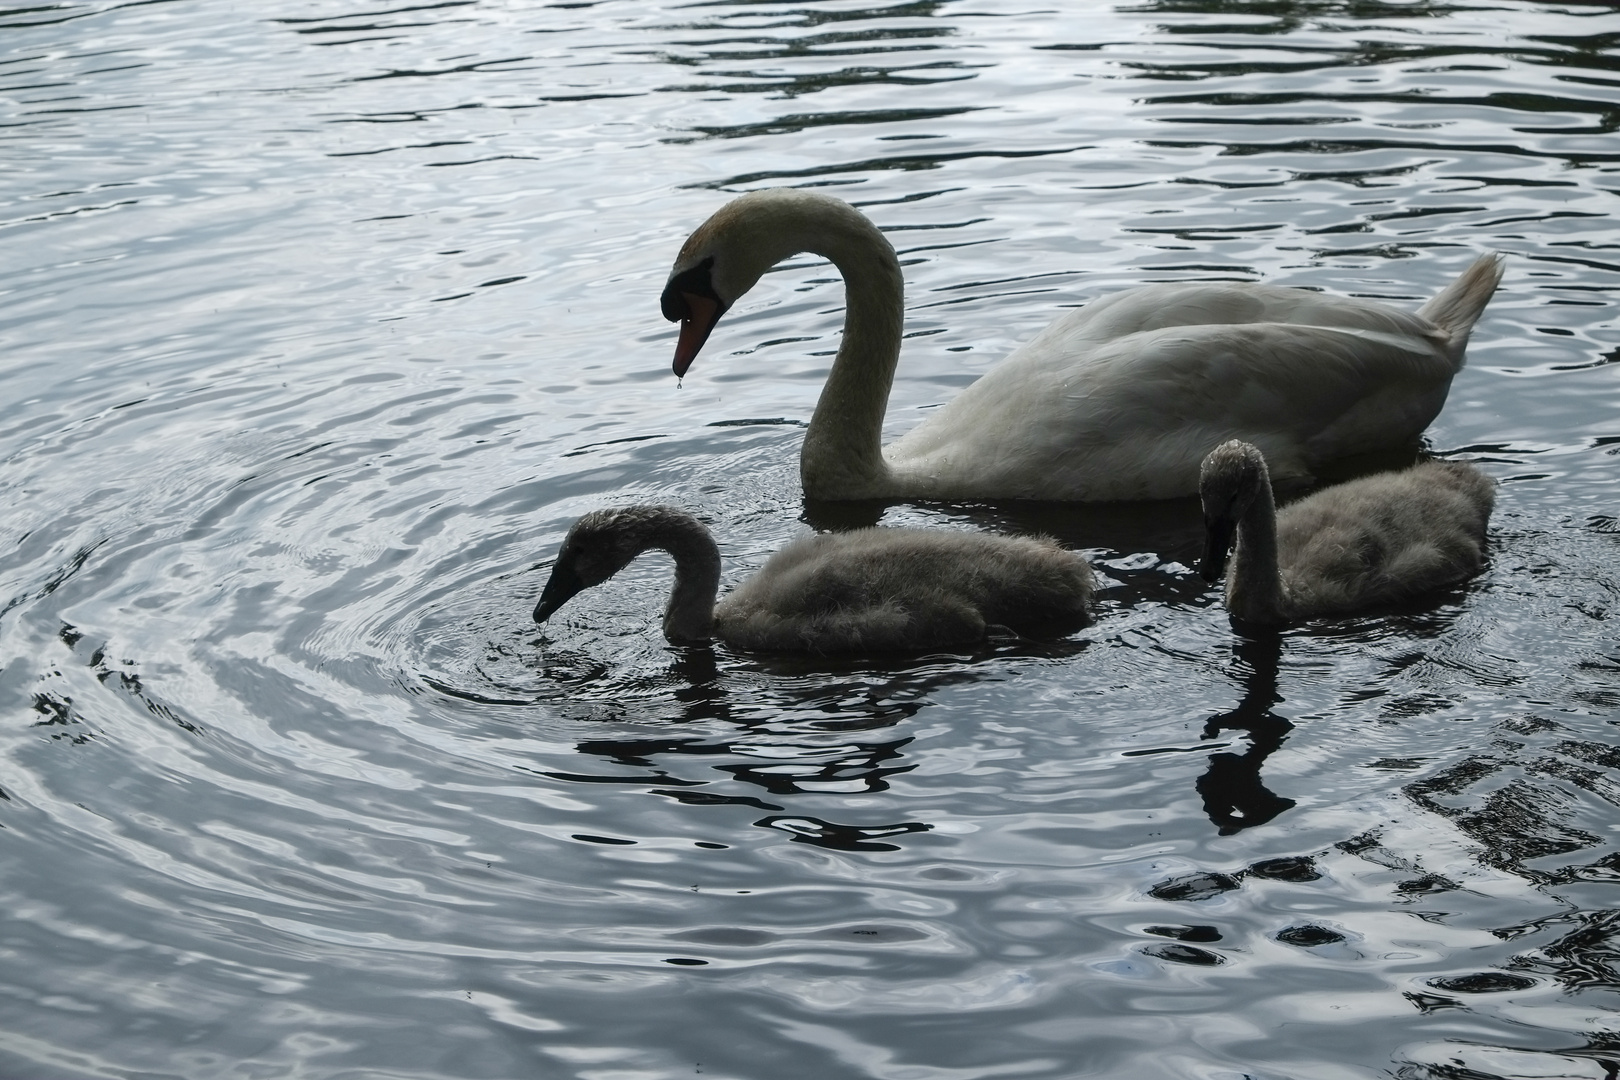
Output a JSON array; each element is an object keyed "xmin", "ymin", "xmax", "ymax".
[
  {"xmin": 649, "ymin": 516, "xmax": 723, "ymax": 644},
  {"xmin": 1226, "ymin": 480, "xmax": 1290, "ymax": 624},
  {"xmin": 792, "ymin": 206, "xmax": 906, "ymax": 500}
]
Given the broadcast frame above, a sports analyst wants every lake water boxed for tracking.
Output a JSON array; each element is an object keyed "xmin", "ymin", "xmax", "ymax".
[{"xmin": 4, "ymin": 1, "xmax": 1620, "ymax": 1077}]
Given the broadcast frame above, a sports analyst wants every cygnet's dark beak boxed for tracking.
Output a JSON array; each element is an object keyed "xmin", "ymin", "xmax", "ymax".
[
  {"xmin": 534, "ymin": 561, "xmax": 587, "ymax": 624},
  {"xmin": 1200, "ymin": 515, "xmax": 1234, "ymax": 583},
  {"xmin": 661, "ymin": 257, "xmax": 727, "ymax": 378}
]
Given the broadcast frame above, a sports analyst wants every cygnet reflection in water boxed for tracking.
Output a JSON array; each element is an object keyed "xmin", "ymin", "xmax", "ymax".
[
  {"xmin": 1199, "ymin": 440, "xmax": 1495, "ymax": 626},
  {"xmin": 533, "ymin": 504, "xmax": 1096, "ymax": 654},
  {"xmin": 1197, "ymin": 632, "xmax": 1297, "ymax": 835}
]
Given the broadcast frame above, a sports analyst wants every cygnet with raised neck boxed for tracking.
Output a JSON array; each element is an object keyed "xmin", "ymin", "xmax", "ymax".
[
  {"xmin": 532, "ymin": 505, "xmax": 1096, "ymax": 653},
  {"xmin": 1198, "ymin": 440, "xmax": 1495, "ymax": 625},
  {"xmin": 661, "ymin": 188, "xmax": 1504, "ymax": 503}
]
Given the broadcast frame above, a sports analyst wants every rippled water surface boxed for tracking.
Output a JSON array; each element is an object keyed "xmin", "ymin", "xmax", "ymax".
[{"xmin": 5, "ymin": 1, "xmax": 1620, "ymax": 1077}]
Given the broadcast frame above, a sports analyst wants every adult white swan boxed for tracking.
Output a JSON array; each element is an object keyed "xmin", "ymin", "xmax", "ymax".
[
  {"xmin": 533, "ymin": 505, "xmax": 1095, "ymax": 653},
  {"xmin": 660, "ymin": 189, "xmax": 1504, "ymax": 503}
]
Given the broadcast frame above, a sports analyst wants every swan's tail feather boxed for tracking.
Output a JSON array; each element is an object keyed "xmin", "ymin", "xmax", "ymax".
[{"xmin": 1417, "ymin": 253, "xmax": 1505, "ymax": 359}]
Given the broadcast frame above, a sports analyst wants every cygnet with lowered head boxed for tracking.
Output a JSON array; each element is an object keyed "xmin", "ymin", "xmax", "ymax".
[
  {"xmin": 533, "ymin": 505, "xmax": 1097, "ymax": 653},
  {"xmin": 1199, "ymin": 440, "xmax": 1494, "ymax": 626}
]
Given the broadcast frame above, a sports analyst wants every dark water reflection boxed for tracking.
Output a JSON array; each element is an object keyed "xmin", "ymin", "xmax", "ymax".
[
  {"xmin": 5, "ymin": 0, "xmax": 1620, "ymax": 1077},
  {"xmin": 1194, "ymin": 633, "xmax": 1298, "ymax": 835}
]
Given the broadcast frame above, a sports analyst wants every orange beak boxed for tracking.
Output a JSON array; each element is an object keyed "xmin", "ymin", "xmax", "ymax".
[{"xmin": 672, "ymin": 292, "xmax": 722, "ymax": 378}]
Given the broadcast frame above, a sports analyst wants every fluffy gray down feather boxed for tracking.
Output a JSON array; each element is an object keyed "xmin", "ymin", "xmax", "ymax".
[
  {"xmin": 1273, "ymin": 459, "xmax": 1495, "ymax": 618},
  {"xmin": 716, "ymin": 527, "xmax": 1096, "ymax": 653}
]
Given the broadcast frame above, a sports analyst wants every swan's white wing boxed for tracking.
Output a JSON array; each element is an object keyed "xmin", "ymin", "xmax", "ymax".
[{"xmin": 888, "ymin": 319, "xmax": 1457, "ymax": 501}]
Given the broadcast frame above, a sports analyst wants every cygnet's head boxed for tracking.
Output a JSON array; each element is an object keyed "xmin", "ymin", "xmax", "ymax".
[
  {"xmin": 533, "ymin": 506, "xmax": 679, "ymax": 624},
  {"xmin": 1198, "ymin": 440, "xmax": 1270, "ymax": 582}
]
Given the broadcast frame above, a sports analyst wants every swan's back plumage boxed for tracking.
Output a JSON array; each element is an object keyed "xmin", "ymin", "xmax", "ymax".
[
  {"xmin": 891, "ymin": 318, "xmax": 1459, "ymax": 501},
  {"xmin": 716, "ymin": 527, "xmax": 1095, "ymax": 653},
  {"xmin": 1274, "ymin": 460, "xmax": 1495, "ymax": 616}
]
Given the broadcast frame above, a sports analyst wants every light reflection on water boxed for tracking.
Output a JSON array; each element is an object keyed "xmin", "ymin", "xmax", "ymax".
[{"xmin": 3, "ymin": 1, "xmax": 1620, "ymax": 1077}]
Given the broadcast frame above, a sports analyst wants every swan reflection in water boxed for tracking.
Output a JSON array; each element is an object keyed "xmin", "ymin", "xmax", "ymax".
[
  {"xmin": 561, "ymin": 649, "xmax": 1020, "ymax": 853},
  {"xmin": 546, "ymin": 630, "xmax": 1298, "ymax": 851},
  {"xmin": 1196, "ymin": 631, "xmax": 1296, "ymax": 835}
]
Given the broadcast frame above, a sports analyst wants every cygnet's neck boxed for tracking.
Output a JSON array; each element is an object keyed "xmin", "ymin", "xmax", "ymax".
[
  {"xmin": 1225, "ymin": 471, "xmax": 1291, "ymax": 625},
  {"xmin": 636, "ymin": 509, "xmax": 722, "ymax": 644}
]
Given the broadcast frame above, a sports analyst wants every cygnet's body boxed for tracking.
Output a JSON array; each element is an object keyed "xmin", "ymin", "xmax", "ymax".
[
  {"xmin": 533, "ymin": 505, "xmax": 1096, "ymax": 653},
  {"xmin": 1199, "ymin": 440, "xmax": 1494, "ymax": 625}
]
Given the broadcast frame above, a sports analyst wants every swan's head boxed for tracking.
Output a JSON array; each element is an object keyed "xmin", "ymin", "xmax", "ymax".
[
  {"xmin": 1198, "ymin": 440, "xmax": 1270, "ymax": 582},
  {"xmin": 661, "ymin": 189, "xmax": 889, "ymax": 376},
  {"xmin": 533, "ymin": 506, "xmax": 675, "ymax": 624}
]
